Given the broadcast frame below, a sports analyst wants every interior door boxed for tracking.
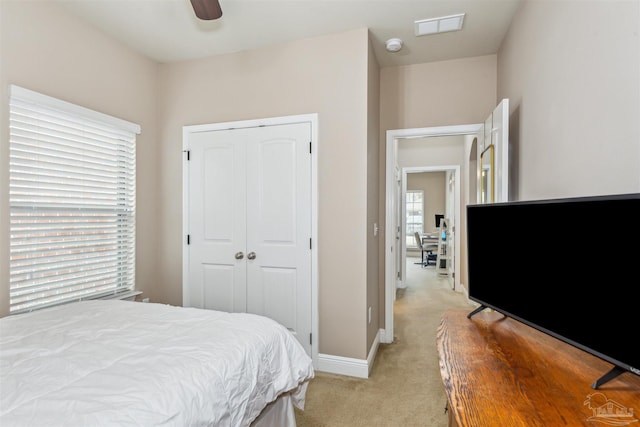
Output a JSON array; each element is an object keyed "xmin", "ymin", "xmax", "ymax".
[
  {"xmin": 186, "ymin": 128, "xmax": 247, "ymax": 313},
  {"xmin": 481, "ymin": 99, "xmax": 509, "ymax": 203},
  {"xmin": 185, "ymin": 122, "xmax": 312, "ymax": 356},
  {"xmin": 446, "ymin": 171, "xmax": 455, "ymax": 283},
  {"xmin": 245, "ymin": 123, "xmax": 311, "ymax": 353},
  {"xmin": 395, "ymin": 168, "xmax": 402, "ymax": 290}
]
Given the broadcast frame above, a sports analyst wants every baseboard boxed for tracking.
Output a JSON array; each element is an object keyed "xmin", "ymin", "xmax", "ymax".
[
  {"xmin": 456, "ymin": 283, "xmax": 469, "ymax": 298},
  {"xmin": 317, "ymin": 329, "xmax": 382, "ymax": 379},
  {"xmin": 366, "ymin": 329, "xmax": 381, "ymax": 376},
  {"xmin": 317, "ymin": 353, "xmax": 369, "ymax": 378},
  {"xmin": 379, "ymin": 328, "xmax": 393, "ymax": 343}
]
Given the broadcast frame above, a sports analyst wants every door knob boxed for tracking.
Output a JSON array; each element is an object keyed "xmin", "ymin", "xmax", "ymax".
[
  {"xmin": 235, "ymin": 251, "xmax": 244, "ymax": 260},
  {"xmin": 247, "ymin": 252, "xmax": 256, "ymax": 260}
]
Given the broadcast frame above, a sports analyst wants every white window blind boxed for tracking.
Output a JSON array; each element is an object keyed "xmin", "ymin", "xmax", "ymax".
[
  {"xmin": 8, "ymin": 85, "xmax": 140, "ymax": 314},
  {"xmin": 406, "ymin": 190, "xmax": 424, "ymax": 248}
]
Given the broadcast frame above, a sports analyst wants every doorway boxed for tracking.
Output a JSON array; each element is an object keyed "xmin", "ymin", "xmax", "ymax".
[
  {"xmin": 382, "ymin": 124, "xmax": 482, "ymax": 344},
  {"xmin": 399, "ymin": 166, "xmax": 458, "ymax": 290}
]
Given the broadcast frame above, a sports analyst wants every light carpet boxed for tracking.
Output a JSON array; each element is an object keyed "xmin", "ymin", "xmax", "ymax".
[{"xmin": 295, "ymin": 258, "xmax": 476, "ymax": 427}]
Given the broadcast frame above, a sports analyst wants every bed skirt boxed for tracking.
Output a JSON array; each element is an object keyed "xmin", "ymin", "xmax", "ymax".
[{"xmin": 252, "ymin": 393, "xmax": 296, "ymax": 426}]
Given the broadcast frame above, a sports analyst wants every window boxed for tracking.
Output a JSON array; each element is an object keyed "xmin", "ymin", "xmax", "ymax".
[
  {"xmin": 8, "ymin": 85, "xmax": 140, "ymax": 314},
  {"xmin": 406, "ymin": 190, "xmax": 424, "ymax": 248}
]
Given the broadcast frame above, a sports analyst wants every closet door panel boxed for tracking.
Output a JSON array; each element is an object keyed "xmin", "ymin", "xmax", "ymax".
[
  {"xmin": 246, "ymin": 123, "xmax": 311, "ymax": 354},
  {"xmin": 186, "ymin": 129, "xmax": 247, "ymax": 312},
  {"xmin": 255, "ymin": 267, "xmax": 297, "ymax": 329},
  {"xmin": 250, "ymin": 137, "xmax": 297, "ymax": 248},
  {"xmin": 202, "ymin": 264, "xmax": 236, "ymax": 312}
]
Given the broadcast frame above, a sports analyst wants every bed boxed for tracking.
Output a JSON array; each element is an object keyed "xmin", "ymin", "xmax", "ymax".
[{"xmin": 0, "ymin": 299, "xmax": 314, "ymax": 426}]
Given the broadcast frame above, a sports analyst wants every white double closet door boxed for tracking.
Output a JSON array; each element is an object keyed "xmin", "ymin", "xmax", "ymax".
[{"xmin": 184, "ymin": 121, "xmax": 312, "ymax": 355}]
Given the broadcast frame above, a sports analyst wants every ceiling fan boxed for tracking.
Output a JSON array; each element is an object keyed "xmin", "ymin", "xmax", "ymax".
[{"xmin": 190, "ymin": 0, "xmax": 223, "ymax": 20}]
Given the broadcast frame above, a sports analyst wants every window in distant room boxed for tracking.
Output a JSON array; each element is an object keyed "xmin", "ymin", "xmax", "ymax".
[
  {"xmin": 406, "ymin": 190, "xmax": 424, "ymax": 248},
  {"xmin": 8, "ymin": 85, "xmax": 140, "ymax": 314}
]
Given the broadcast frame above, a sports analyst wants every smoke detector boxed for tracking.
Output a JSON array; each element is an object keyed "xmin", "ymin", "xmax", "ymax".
[{"xmin": 385, "ymin": 38, "xmax": 403, "ymax": 53}]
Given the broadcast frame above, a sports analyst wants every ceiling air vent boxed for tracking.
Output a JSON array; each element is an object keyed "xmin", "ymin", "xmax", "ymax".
[{"xmin": 415, "ymin": 13, "xmax": 465, "ymax": 36}]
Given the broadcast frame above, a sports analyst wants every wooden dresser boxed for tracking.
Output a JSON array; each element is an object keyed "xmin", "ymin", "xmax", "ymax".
[{"xmin": 437, "ymin": 309, "xmax": 640, "ymax": 427}]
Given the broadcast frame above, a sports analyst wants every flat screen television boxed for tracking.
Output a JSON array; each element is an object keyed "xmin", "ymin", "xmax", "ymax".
[{"xmin": 466, "ymin": 193, "xmax": 640, "ymax": 389}]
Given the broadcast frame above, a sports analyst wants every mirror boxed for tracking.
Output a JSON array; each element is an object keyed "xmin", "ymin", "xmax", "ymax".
[{"xmin": 480, "ymin": 144, "xmax": 495, "ymax": 204}]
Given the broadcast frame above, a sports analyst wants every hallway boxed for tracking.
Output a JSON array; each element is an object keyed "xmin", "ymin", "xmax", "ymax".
[{"xmin": 296, "ymin": 256, "xmax": 474, "ymax": 426}]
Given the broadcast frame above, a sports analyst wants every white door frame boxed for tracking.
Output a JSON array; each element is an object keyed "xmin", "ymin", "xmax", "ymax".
[
  {"xmin": 182, "ymin": 113, "xmax": 319, "ymax": 366},
  {"xmin": 383, "ymin": 124, "xmax": 481, "ymax": 344}
]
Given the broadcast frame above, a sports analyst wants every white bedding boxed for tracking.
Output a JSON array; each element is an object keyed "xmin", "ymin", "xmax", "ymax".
[{"xmin": 0, "ymin": 300, "xmax": 314, "ymax": 426}]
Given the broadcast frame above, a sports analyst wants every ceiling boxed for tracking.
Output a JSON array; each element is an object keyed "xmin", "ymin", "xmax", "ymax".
[{"xmin": 59, "ymin": 0, "xmax": 523, "ymax": 67}]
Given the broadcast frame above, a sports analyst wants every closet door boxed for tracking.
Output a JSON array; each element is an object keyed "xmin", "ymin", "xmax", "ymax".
[
  {"xmin": 245, "ymin": 123, "xmax": 311, "ymax": 353},
  {"xmin": 186, "ymin": 128, "xmax": 248, "ymax": 313},
  {"xmin": 185, "ymin": 122, "xmax": 312, "ymax": 355}
]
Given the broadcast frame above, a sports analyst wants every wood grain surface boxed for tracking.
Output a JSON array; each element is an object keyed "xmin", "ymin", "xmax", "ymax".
[{"xmin": 437, "ymin": 309, "xmax": 640, "ymax": 427}]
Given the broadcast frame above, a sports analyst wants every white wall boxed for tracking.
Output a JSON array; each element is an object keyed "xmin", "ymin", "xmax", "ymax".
[
  {"xmin": 406, "ymin": 172, "xmax": 446, "ymax": 235},
  {"xmin": 0, "ymin": 0, "xmax": 159, "ymax": 317},
  {"xmin": 498, "ymin": 0, "xmax": 640, "ymax": 200},
  {"xmin": 156, "ymin": 29, "xmax": 373, "ymax": 359}
]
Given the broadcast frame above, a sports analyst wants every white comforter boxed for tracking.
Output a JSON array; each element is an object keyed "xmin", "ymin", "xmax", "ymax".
[{"xmin": 0, "ymin": 300, "xmax": 314, "ymax": 426}]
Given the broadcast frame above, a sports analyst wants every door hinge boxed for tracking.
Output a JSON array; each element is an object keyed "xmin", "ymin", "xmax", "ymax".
[
  {"xmin": 310, "ymin": 333, "xmax": 312, "ymax": 345},
  {"xmin": 187, "ymin": 234, "xmax": 190, "ymax": 245},
  {"xmin": 309, "ymin": 141, "xmax": 312, "ymax": 154},
  {"xmin": 309, "ymin": 238, "xmax": 312, "ymax": 250},
  {"xmin": 183, "ymin": 150, "xmax": 190, "ymax": 161}
]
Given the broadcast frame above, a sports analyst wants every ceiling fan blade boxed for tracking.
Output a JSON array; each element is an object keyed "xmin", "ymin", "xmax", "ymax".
[{"xmin": 190, "ymin": 0, "xmax": 223, "ymax": 20}]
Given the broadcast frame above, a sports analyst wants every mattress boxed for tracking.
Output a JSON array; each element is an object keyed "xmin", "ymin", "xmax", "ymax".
[{"xmin": 0, "ymin": 299, "xmax": 314, "ymax": 426}]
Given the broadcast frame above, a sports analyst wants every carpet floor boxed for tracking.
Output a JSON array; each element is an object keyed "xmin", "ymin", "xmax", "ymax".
[{"xmin": 295, "ymin": 257, "xmax": 476, "ymax": 427}]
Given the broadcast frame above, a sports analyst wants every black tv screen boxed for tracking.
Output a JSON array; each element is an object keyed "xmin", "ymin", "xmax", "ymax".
[{"xmin": 466, "ymin": 193, "xmax": 640, "ymax": 388}]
